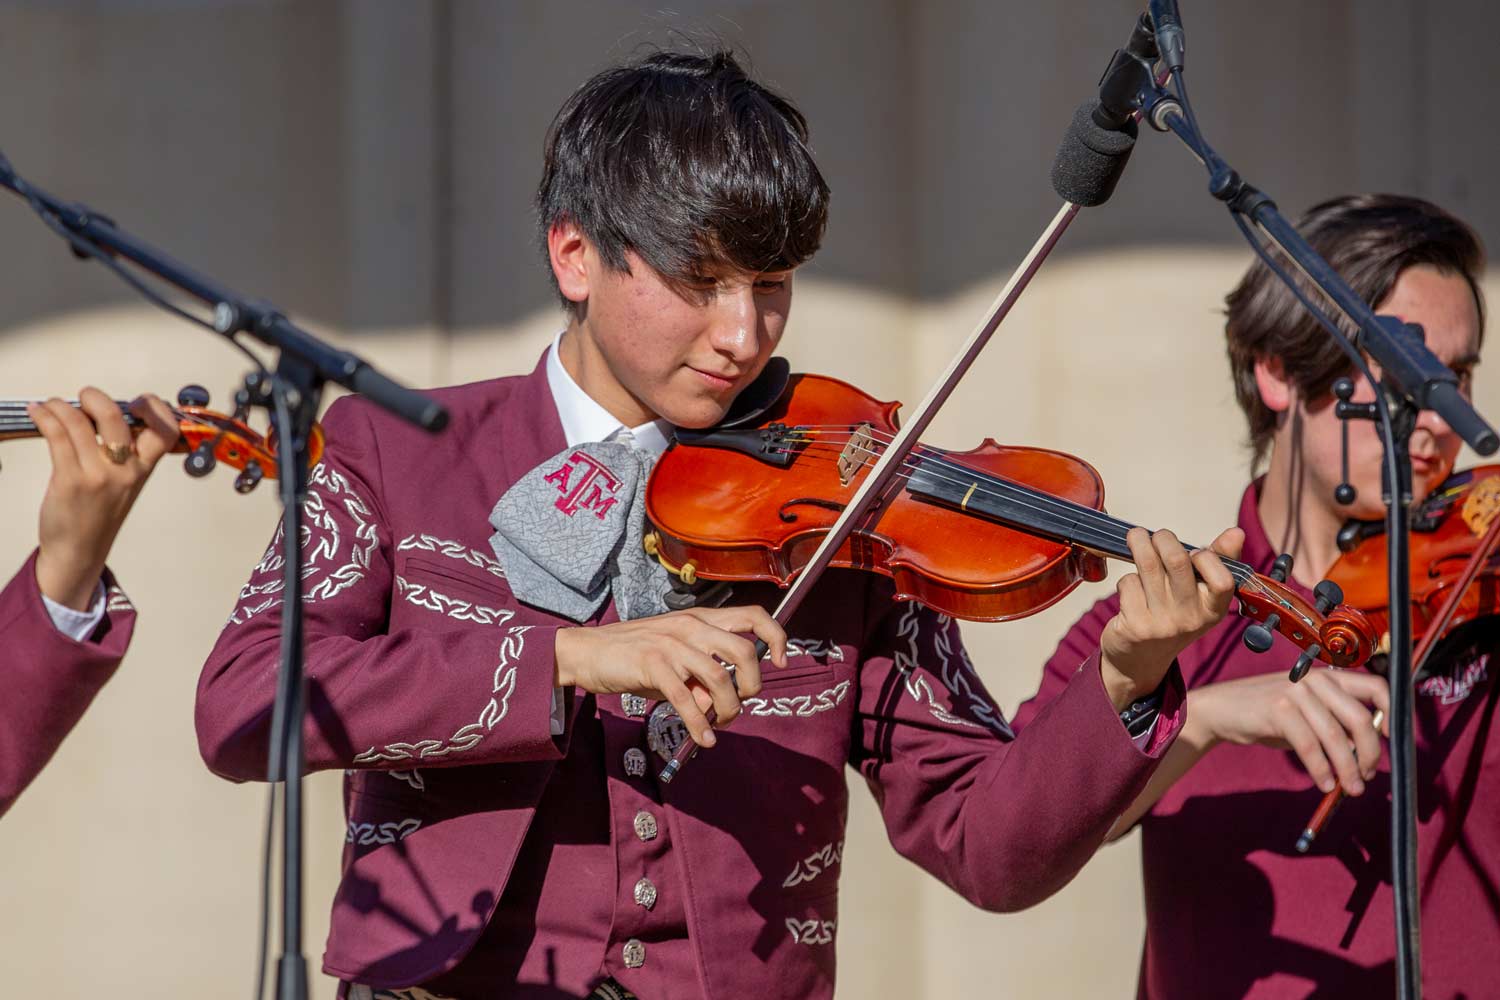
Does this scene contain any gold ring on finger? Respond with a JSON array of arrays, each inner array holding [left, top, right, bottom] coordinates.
[[101, 441, 134, 465]]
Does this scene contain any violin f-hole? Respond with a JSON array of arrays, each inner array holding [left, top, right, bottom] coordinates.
[[779, 497, 848, 523]]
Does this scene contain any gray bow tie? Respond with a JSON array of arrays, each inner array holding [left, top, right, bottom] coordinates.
[[489, 439, 671, 622]]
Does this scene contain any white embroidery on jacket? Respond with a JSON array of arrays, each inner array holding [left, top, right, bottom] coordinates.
[[394, 576, 516, 626], [388, 770, 426, 792], [1418, 654, 1490, 705], [785, 917, 837, 945], [776, 638, 846, 662], [397, 533, 506, 579], [742, 680, 851, 718], [346, 818, 422, 845], [892, 602, 1014, 738], [227, 464, 379, 625], [783, 840, 845, 888], [105, 585, 134, 613], [350, 624, 531, 764]]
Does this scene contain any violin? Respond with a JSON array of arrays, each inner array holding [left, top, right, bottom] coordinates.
[[0, 384, 324, 492], [645, 371, 1379, 669], [1327, 464, 1500, 649]]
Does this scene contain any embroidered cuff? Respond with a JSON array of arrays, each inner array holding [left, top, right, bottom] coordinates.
[[42, 580, 107, 643]]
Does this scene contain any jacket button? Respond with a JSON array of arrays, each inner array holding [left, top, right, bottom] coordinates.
[[623, 747, 647, 777], [633, 810, 658, 842], [623, 938, 646, 968], [633, 877, 658, 910]]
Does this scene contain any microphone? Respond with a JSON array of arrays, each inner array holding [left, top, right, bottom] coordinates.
[[1050, 12, 1155, 207], [1150, 0, 1186, 72], [1050, 100, 1137, 207]]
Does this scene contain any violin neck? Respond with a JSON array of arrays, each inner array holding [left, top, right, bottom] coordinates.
[[905, 456, 1257, 588], [0, 401, 141, 442]]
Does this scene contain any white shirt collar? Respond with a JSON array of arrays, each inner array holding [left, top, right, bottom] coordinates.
[[546, 333, 672, 456]]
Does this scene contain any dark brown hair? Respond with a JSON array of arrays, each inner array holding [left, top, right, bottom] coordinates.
[[1225, 194, 1486, 468], [536, 50, 830, 316]]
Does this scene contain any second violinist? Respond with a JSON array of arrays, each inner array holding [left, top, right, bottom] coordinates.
[[196, 49, 1243, 1000], [1017, 194, 1495, 999]]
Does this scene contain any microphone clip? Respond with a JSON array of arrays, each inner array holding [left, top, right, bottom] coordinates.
[[1093, 12, 1160, 130], [1333, 376, 1379, 506]]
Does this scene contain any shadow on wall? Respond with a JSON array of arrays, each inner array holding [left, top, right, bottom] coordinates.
[[2, 1, 1495, 337]]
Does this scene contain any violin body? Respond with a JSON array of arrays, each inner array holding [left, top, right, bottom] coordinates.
[[1329, 463, 1500, 645], [647, 373, 1107, 622], [647, 371, 1376, 668]]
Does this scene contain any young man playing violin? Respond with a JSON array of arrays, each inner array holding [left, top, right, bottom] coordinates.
[[197, 50, 1241, 1000], [1, 388, 177, 817], [1016, 194, 1495, 999]]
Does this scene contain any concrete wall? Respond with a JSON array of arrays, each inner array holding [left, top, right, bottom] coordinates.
[[1, 1, 1497, 996]]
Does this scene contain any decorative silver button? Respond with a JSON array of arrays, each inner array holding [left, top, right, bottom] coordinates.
[[621, 693, 649, 717], [646, 701, 690, 761], [633, 810, 658, 842], [623, 747, 647, 778], [633, 876, 658, 910], [622, 937, 646, 969]]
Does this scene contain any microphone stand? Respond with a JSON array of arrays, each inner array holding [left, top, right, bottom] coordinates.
[[1133, 73, 1498, 1000], [0, 153, 449, 1000]]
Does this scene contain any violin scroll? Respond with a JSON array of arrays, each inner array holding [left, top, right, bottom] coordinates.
[[172, 382, 325, 490], [1233, 570, 1377, 671]]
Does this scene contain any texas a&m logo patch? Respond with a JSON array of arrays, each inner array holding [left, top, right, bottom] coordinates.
[[543, 451, 622, 519]]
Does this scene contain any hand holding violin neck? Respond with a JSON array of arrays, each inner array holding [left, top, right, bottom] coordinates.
[[1097, 526, 1242, 710]]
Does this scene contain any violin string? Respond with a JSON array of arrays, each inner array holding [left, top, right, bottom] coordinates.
[[778, 424, 1270, 584], [768, 436, 1270, 598], [778, 432, 1260, 581]]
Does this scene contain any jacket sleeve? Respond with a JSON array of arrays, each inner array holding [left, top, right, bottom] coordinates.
[[853, 596, 1182, 913], [0, 551, 135, 817], [1009, 593, 1120, 733], [195, 397, 572, 783]]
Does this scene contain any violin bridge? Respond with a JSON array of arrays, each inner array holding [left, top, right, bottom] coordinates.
[[838, 423, 877, 487]]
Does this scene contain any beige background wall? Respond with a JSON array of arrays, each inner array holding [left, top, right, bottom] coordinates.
[[1, 1, 1496, 996]]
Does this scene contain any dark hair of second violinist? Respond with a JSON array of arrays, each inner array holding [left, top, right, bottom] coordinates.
[[1225, 193, 1487, 471], [534, 48, 831, 317]]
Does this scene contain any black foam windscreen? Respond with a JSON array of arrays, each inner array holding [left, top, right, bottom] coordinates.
[[1050, 99, 1138, 207]]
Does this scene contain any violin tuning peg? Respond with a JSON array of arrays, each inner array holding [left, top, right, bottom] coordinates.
[[1270, 554, 1294, 583], [234, 460, 264, 494], [1313, 579, 1343, 616], [1243, 612, 1280, 654], [176, 384, 211, 408], [184, 442, 217, 478], [1289, 644, 1322, 683]]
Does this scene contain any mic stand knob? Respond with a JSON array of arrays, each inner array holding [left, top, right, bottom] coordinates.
[[1333, 376, 1379, 505]]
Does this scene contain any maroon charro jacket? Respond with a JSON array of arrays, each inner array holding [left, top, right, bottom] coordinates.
[[196, 352, 1187, 998], [0, 550, 134, 818], [1014, 482, 1500, 999]]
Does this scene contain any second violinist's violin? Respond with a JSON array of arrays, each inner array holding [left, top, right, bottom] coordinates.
[[0, 384, 324, 492], [1328, 463, 1500, 656], [645, 371, 1379, 672]]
